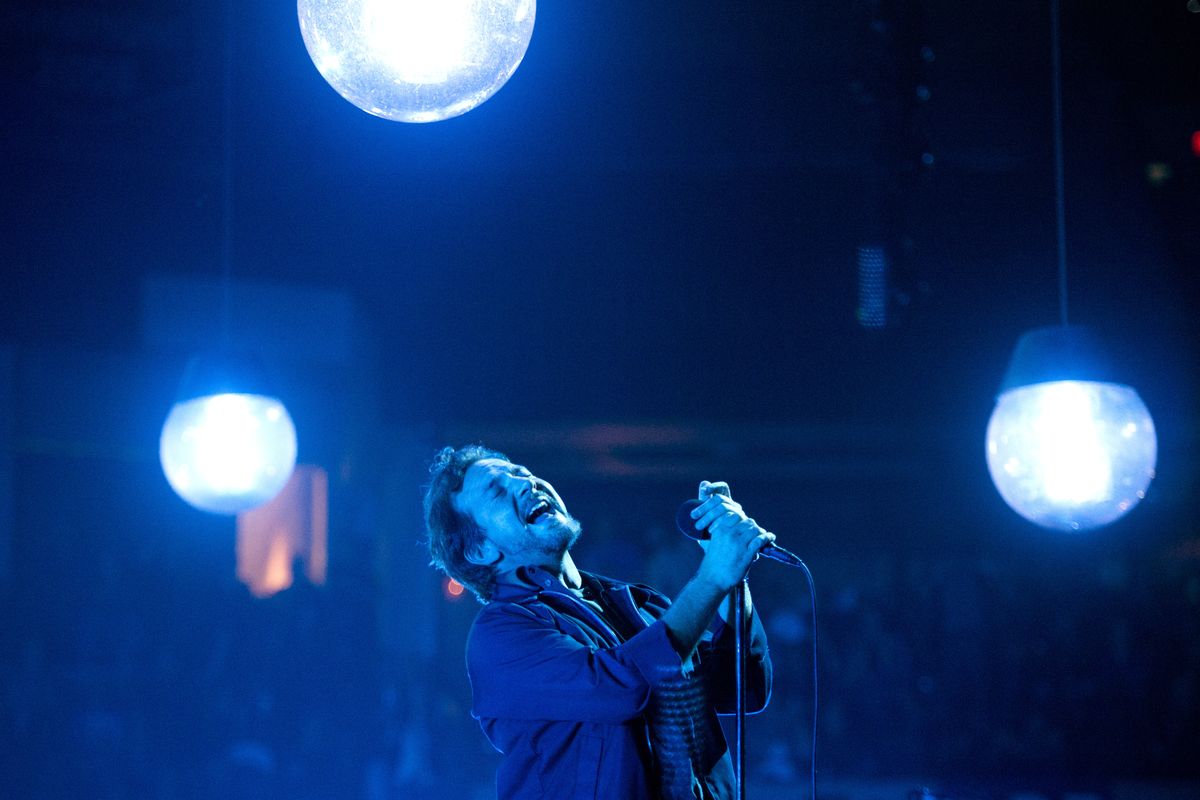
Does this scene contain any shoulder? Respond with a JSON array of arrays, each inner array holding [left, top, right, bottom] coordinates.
[[471, 597, 552, 631], [467, 599, 552, 651], [465, 598, 567, 676]]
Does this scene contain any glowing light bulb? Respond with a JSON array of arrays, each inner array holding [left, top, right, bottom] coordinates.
[[298, 0, 535, 122], [160, 393, 297, 515], [986, 380, 1156, 531]]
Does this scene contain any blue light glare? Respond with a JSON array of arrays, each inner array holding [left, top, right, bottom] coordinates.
[[160, 393, 297, 515], [856, 244, 887, 329], [298, 0, 535, 123], [985, 380, 1157, 531]]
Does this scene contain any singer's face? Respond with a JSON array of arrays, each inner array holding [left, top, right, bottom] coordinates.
[[453, 458, 581, 568]]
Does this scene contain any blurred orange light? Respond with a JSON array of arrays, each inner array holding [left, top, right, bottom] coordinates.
[[444, 578, 466, 600], [236, 465, 328, 598]]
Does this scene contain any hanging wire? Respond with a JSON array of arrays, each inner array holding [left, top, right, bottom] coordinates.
[[1051, 0, 1069, 327], [220, 0, 234, 346]]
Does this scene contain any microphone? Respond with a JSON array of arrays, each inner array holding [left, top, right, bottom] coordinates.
[[675, 499, 806, 568]]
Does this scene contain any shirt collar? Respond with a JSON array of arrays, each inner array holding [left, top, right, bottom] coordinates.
[[490, 564, 571, 603]]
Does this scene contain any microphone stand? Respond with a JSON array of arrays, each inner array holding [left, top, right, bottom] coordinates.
[[733, 577, 748, 800], [674, 499, 814, 798]]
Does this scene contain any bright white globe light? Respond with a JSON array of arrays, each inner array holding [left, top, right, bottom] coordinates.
[[986, 380, 1157, 531], [160, 393, 298, 515], [298, 0, 536, 122]]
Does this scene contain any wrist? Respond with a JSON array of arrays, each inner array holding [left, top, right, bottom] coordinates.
[[695, 566, 735, 596]]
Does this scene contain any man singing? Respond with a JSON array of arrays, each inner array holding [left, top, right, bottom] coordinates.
[[423, 444, 774, 799]]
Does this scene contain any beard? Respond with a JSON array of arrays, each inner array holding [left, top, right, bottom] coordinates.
[[527, 512, 582, 560]]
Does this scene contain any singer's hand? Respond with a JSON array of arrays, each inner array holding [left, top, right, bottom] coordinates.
[[660, 481, 771, 659], [690, 489, 774, 592], [691, 480, 731, 553]]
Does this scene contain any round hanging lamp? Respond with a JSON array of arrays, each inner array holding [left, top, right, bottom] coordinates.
[[984, 1, 1158, 532], [160, 353, 298, 515], [985, 326, 1157, 531], [298, 0, 536, 122]]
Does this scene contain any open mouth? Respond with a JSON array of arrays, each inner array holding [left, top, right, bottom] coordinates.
[[524, 498, 556, 525]]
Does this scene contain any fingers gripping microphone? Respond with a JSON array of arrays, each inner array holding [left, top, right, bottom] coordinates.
[[675, 499, 806, 568]]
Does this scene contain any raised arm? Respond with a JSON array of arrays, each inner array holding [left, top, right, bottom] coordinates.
[[660, 490, 774, 662]]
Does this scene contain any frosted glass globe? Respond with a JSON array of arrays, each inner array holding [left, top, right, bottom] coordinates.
[[986, 380, 1157, 531], [298, 0, 535, 122], [160, 393, 298, 515]]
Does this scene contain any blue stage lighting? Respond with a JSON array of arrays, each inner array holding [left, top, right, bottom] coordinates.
[[985, 327, 1157, 531], [159, 355, 297, 515], [298, 0, 536, 122], [856, 244, 888, 329]]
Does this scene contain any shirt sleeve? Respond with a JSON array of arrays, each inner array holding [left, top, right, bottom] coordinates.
[[700, 608, 773, 714], [467, 602, 686, 724]]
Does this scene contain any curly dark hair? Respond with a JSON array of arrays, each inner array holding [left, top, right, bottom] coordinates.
[[423, 444, 509, 602]]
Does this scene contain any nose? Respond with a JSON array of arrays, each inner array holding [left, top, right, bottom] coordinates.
[[513, 474, 537, 499]]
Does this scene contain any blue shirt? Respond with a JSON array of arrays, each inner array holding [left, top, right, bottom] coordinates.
[[466, 566, 771, 799]]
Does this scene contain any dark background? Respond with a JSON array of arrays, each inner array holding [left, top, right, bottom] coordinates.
[[1, 1, 1198, 798]]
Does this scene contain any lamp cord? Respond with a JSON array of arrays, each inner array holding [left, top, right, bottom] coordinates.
[[221, 0, 234, 347], [1051, 0, 1069, 327]]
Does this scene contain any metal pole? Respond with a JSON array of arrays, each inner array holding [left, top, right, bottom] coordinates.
[[734, 578, 748, 800]]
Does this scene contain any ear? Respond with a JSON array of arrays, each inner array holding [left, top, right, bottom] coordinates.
[[465, 538, 502, 567]]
